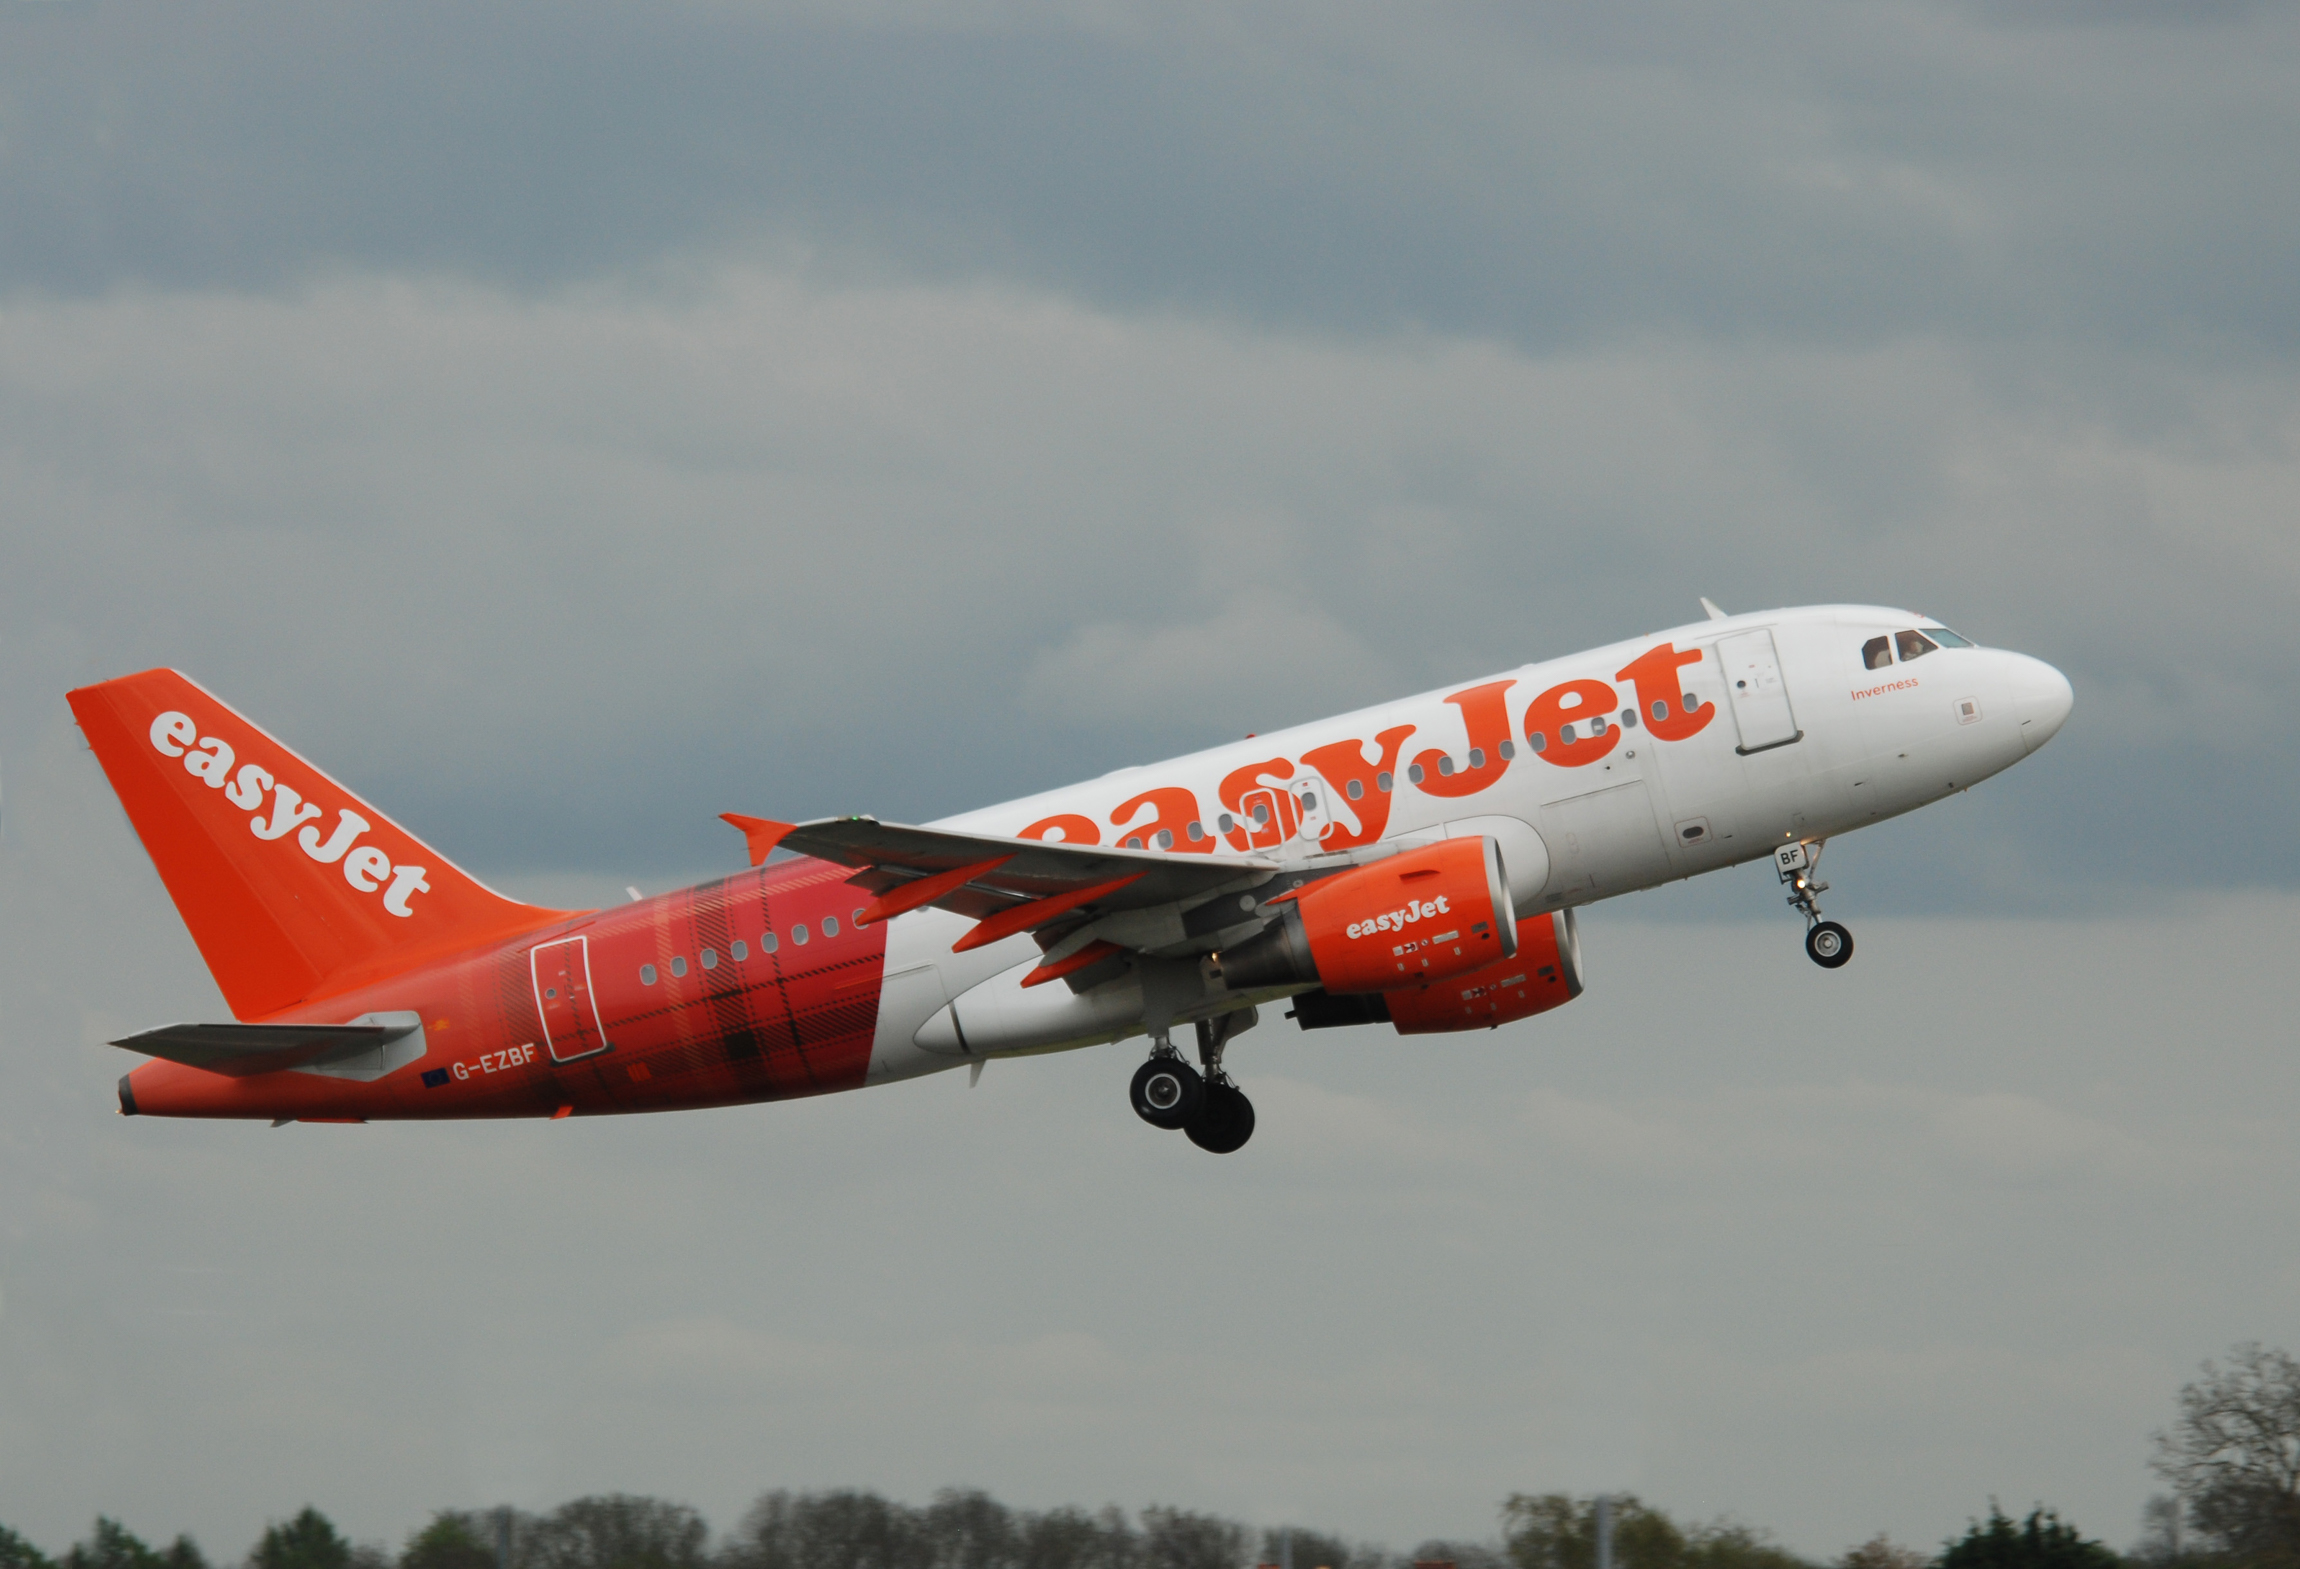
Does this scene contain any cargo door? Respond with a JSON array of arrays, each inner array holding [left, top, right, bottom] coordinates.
[[531, 935, 610, 1062], [1717, 628, 1803, 754]]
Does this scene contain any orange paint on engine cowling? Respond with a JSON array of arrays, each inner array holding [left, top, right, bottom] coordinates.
[[1384, 909, 1582, 1034], [1293, 837, 1516, 993]]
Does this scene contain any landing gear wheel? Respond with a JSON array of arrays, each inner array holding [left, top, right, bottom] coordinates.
[[1186, 1080, 1256, 1154], [1131, 1055, 1204, 1130], [1805, 920, 1854, 969]]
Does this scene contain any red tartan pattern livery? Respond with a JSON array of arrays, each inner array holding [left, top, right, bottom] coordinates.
[[124, 858, 890, 1121]]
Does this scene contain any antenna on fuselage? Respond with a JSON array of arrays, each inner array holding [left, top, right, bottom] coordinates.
[[1700, 597, 1729, 621]]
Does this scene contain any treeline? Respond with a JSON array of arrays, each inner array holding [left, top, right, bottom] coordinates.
[[4, 1341, 2293, 1569], [0, 1490, 2125, 1569]]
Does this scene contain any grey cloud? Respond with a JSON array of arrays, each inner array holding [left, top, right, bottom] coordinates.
[[2, 268, 2288, 904], [2, 2, 2296, 360]]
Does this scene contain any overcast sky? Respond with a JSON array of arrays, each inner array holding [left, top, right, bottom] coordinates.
[[2, 0, 2296, 1561]]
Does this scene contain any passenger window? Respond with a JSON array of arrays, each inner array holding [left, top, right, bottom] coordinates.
[[1157, 828, 1174, 849], [731, 940, 748, 961], [1345, 779, 1364, 801], [640, 964, 657, 985], [1467, 748, 1485, 769], [1499, 739, 1516, 760], [700, 947, 718, 969], [670, 956, 687, 978], [1407, 763, 1426, 784], [1188, 820, 1207, 839], [823, 916, 839, 937], [1862, 636, 1893, 671], [1376, 771, 1394, 792], [762, 932, 779, 954], [793, 924, 809, 945], [1217, 813, 1236, 834], [1896, 629, 1939, 662], [1620, 710, 1637, 729], [1529, 731, 1547, 752]]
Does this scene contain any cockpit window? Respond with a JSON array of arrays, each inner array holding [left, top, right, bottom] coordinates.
[[1926, 626, 1975, 648], [1862, 635, 1893, 670], [1895, 629, 1939, 662]]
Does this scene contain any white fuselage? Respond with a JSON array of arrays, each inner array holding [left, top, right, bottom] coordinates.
[[862, 604, 2073, 1079]]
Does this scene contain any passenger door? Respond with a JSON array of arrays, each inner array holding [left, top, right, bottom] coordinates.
[[530, 935, 610, 1063], [1717, 628, 1802, 754]]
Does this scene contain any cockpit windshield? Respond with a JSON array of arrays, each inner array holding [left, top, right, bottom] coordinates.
[[1895, 629, 1940, 662], [1925, 626, 1975, 647], [1861, 635, 1893, 671]]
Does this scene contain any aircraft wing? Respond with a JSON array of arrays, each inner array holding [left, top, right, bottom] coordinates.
[[111, 1019, 416, 1076], [722, 813, 1282, 976]]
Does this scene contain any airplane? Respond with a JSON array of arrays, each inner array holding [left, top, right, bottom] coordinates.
[[69, 601, 2071, 1153]]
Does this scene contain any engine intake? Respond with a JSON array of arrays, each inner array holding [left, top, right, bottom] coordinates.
[[1217, 837, 1517, 994]]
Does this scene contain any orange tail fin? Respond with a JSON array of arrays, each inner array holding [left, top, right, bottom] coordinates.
[[68, 669, 574, 1019]]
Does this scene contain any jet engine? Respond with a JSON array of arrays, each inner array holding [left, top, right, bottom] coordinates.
[[1215, 836, 1517, 994], [1287, 907, 1584, 1035]]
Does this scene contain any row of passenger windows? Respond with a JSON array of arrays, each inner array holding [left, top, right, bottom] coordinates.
[[1862, 626, 1973, 671], [638, 908, 867, 985]]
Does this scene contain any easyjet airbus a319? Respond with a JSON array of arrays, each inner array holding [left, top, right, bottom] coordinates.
[[71, 602, 2071, 1153]]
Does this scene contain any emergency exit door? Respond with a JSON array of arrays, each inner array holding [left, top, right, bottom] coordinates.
[[1717, 629, 1803, 755], [531, 935, 610, 1062]]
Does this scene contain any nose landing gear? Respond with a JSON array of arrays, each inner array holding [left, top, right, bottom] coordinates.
[[1128, 1008, 1258, 1152], [1778, 839, 1854, 969]]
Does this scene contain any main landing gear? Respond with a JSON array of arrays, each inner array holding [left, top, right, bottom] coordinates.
[[1777, 838, 1854, 970], [1130, 1009, 1257, 1153]]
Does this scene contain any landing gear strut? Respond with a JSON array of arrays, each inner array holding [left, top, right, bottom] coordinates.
[[1777, 839, 1853, 969], [1128, 1008, 1257, 1151]]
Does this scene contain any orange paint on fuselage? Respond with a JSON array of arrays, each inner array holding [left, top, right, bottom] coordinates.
[[123, 857, 890, 1121]]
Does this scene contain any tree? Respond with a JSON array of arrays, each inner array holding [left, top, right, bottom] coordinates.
[[526, 1497, 706, 1569], [252, 1511, 352, 1569], [722, 1490, 928, 1569], [1014, 1506, 1138, 1569], [2152, 1343, 2300, 1568], [1137, 1509, 1244, 1569], [1937, 1506, 2118, 1569], [1, 1527, 55, 1569], [1833, 1539, 1925, 1569], [1504, 1497, 1685, 1569], [1410, 1541, 1510, 1569], [401, 1514, 500, 1569], [1259, 1531, 1385, 1569], [62, 1520, 163, 1569]]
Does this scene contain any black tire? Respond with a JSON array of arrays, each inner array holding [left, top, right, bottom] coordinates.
[[1130, 1056, 1203, 1129], [1806, 920, 1854, 969], [1186, 1081, 1256, 1154]]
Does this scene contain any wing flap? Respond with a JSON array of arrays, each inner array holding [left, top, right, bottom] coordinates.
[[763, 816, 1278, 920]]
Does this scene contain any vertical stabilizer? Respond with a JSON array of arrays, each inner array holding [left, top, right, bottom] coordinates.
[[68, 669, 573, 1019]]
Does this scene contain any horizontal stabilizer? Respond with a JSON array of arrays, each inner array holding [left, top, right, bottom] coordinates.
[[112, 1013, 423, 1078]]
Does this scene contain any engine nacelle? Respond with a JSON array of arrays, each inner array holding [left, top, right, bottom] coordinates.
[[1216, 837, 1517, 994], [1288, 908, 1584, 1034]]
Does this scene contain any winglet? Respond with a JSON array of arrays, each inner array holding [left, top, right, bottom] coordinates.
[[719, 813, 797, 867], [1700, 597, 1729, 621]]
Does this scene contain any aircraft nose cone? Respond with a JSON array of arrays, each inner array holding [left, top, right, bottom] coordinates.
[[2009, 654, 2074, 754]]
